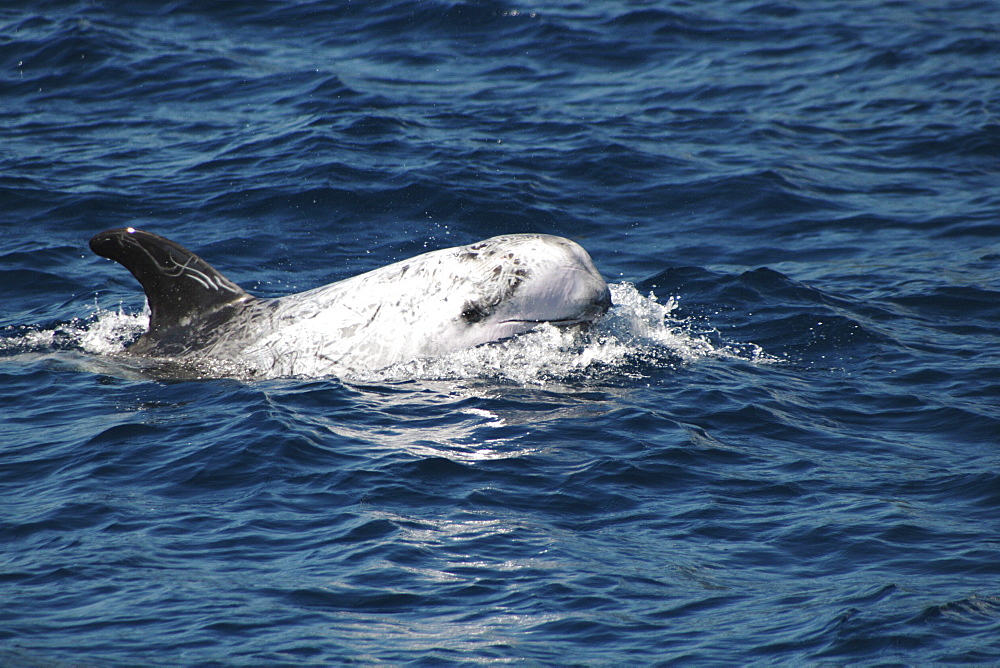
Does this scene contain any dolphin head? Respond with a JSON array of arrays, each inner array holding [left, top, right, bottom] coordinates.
[[452, 234, 611, 345]]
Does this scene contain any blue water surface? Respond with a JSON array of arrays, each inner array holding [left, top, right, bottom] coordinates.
[[2, 0, 999, 664]]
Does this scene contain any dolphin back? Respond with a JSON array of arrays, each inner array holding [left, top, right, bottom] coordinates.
[[90, 227, 253, 354]]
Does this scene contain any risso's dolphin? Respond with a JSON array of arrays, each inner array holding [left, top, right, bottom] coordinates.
[[89, 227, 611, 377]]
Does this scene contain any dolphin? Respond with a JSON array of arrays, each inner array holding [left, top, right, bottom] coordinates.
[[89, 227, 611, 377]]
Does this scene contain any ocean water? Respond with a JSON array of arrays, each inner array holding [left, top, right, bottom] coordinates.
[[2, 0, 999, 664]]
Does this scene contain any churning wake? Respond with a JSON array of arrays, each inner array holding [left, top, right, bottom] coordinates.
[[1, 284, 776, 383], [367, 283, 777, 385], [0, 306, 145, 357]]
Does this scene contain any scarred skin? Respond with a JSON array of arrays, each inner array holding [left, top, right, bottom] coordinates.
[[90, 228, 611, 378]]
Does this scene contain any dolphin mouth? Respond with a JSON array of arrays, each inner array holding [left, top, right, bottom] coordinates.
[[501, 318, 591, 327], [501, 291, 613, 328], [503, 286, 612, 327]]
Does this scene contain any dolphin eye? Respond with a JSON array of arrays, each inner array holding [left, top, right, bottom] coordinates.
[[461, 302, 488, 323]]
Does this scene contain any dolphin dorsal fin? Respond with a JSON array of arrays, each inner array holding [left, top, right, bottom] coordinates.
[[89, 228, 253, 337]]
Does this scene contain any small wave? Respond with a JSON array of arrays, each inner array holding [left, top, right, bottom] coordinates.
[[356, 283, 777, 385], [0, 305, 146, 357]]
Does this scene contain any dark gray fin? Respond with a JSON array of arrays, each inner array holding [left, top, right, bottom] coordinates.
[[89, 227, 254, 354]]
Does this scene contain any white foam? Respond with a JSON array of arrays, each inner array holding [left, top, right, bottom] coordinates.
[[4, 286, 776, 383], [77, 306, 149, 355], [1, 304, 147, 356], [348, 283, 778, 385]]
